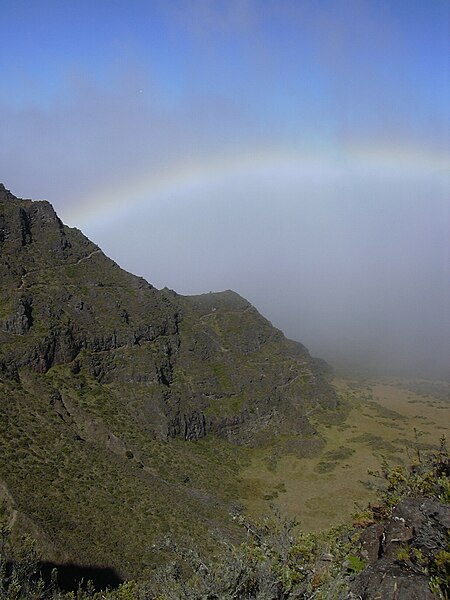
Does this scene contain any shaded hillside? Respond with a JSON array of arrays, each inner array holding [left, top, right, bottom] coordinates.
[[0, 183, 340, 577]]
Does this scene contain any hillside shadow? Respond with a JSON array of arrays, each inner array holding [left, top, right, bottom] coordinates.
[[7, 561, 123, 592]]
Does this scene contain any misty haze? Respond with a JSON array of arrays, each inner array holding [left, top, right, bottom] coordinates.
[[78, 163, 450, 380]]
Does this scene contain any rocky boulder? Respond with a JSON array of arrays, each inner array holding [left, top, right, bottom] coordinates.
[[353, 497, 450, 599]]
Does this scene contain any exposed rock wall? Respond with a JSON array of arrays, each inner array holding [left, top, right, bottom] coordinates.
[[353, 497, 450, 600]]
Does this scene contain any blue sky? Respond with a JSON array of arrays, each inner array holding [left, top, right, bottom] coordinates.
[[2, 0, 448, 137], [1, 0, 449, 377]]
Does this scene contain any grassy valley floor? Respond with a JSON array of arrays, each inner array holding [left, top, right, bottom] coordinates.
[[240, 376, 450, 530]]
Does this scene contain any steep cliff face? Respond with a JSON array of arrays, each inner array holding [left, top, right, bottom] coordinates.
[[0, 183, 337, 442], [0, 183, 340, 576], [0, 184, 179, 377]]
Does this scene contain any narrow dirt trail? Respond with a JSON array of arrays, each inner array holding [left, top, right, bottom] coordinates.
[[18, 249, 102, 290]]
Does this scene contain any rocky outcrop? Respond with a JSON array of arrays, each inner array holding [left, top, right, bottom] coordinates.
[[1, 296, 33, 334], [353, 497, 450, 599], [168, 410, 208, 441]]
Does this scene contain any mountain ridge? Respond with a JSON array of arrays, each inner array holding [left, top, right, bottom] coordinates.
[[0, 183, 341, 576]]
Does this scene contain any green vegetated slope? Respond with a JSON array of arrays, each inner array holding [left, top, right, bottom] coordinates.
[[0, 184, 342, 579], [3, 409, 449, 599]]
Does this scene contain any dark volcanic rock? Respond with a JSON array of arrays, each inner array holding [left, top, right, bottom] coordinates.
[[353, 558, 438, 600], [352, 497, 450, 600], [168, 410, 207, 441], [1, 296, 33, 334], [390, 498, 450, 556]]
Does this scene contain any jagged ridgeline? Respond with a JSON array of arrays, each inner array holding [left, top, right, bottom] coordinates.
[[0, 183, 340, 578]]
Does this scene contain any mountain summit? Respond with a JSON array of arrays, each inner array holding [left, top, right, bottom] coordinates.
[[0, 184, 339, 577]]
